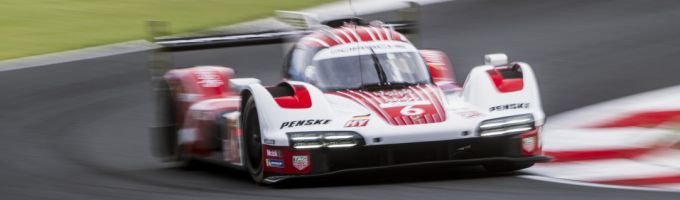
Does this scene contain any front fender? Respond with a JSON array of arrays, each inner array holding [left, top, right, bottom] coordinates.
[[461, 62, 545, 125], [243, 81, 338, 146]]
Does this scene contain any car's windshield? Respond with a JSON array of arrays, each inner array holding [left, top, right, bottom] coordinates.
[[298, 42, 430, 91]]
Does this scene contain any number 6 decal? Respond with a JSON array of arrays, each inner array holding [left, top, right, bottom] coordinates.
[[400, 105, 425, 116]]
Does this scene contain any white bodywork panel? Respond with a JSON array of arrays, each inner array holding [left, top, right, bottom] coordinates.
[[244, 61, 545, 147]]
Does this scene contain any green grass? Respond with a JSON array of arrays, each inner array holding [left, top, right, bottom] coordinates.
[[0, 0, 334, 60]]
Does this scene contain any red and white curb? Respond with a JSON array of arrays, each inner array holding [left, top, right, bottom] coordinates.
[[524, 85, 680, 191]]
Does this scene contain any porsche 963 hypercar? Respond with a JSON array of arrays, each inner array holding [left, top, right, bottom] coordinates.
[[149, 14, 549, 184]]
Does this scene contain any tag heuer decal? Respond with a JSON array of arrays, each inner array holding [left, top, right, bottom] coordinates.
[[292, 155, 309, 170], [522, 137, 536, 153]]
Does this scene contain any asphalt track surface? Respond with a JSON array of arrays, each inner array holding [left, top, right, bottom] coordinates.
[[1, 0, 680, 199]]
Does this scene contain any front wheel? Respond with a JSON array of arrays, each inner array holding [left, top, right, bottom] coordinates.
[[484, 162, 534, 173], [242, 97, 265, 183]]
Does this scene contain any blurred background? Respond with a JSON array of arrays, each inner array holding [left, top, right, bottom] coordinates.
[[0, 0, 332, 60]]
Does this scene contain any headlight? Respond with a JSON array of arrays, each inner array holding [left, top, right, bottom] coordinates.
[[478, 114, 535, 137], [287, 132, 364, 149]]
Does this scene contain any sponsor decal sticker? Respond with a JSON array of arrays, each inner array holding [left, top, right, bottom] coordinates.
[[263, 138, 275, 145], [345, 119, 369, 127], [400, 105, 425, 116], [192, 70, 224, 88], [345, 115, 370, 127], [266, 149, 281, 158], [280, 119, 331, 129], [373, 89, 421, 105], [456, 111, 484, 118], [522, 136, 537, 153], [489, 103, 530, 112], [328, 43, 410, 54], [292, 155, 310, 170], [409, 114, 425, 123], [266, 159, 284, 168]]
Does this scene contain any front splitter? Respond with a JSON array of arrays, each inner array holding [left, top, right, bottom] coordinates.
[[263, 155, 551, 184]]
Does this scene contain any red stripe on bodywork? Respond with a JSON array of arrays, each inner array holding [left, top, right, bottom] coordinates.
[[487, 68, 523, 93], [423, 84, 447, 122], [588, 110, 680, 128], [334, 91, 397, 125], [273, 84, 312, 109], [544, 147, 657, 163], [302, 25, 407, 48]]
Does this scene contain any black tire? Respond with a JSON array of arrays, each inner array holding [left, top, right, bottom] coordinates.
[[483, 162, 534, 173], [242, 97, 265, 183]]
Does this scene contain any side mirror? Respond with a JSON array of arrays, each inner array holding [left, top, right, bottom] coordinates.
[[229, 78, 261, 92], [484, 53, 508, 66]]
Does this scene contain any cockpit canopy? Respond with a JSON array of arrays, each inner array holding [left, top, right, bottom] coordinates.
[[284, 41, 431, 91]]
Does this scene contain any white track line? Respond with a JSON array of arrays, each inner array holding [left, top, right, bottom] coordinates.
[[0, 40, 155, 72], [637, 149, 680, 169], [542, 127, 677, 152], [519, 175, 680, 193], [648, 183, 680, 190], [529, 159, 680, 181]]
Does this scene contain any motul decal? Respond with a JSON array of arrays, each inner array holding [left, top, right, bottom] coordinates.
[[266, 149, 281, 158]]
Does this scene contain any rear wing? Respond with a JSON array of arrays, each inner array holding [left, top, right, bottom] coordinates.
[[148, 2, 421, 52], [153, 23, 417, 52], [154, 29, 311, 52], [152, 25, 418, 52]]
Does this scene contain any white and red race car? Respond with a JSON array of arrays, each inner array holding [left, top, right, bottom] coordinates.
[[150, 16, 549, 184]]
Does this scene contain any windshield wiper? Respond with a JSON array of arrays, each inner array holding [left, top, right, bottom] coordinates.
[[369, 48, 389, 86]]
